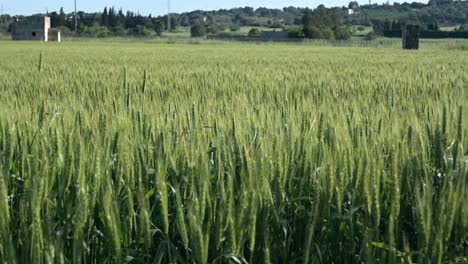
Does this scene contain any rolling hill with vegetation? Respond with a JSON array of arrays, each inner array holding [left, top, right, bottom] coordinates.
[[0, 0, 467, 38]]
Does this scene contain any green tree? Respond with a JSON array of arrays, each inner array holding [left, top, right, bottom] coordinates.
[[335, 27, 353, 40], [58, 8, 66, 26], [302, 7, 341, 39], [153, 21, 164, 37], [112, 26, 127, 36], [288, 27, 305, 38], [109, 7, 118, 28], [101, 7, 109, 27], [58, 26, 71, 36], [230, 24, 241, 31], [190, 23, 207, 37], [302, 8, 314, 36], [365, 31, 378, 40], [307, 26, 335, 39], [132, 25, 155, 37], [349, 1, 360, 10], [427, 21, 439, 30]]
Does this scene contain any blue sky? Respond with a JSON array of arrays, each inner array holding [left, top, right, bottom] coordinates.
[[2, 0, 417, 16]]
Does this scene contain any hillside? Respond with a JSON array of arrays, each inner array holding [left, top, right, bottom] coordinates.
[[0, 1, 466, 36], [347, 0, 468, 26]]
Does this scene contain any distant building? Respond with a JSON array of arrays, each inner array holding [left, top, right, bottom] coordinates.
[[402, 25, 420, 50], [12, 16, 61, 42]]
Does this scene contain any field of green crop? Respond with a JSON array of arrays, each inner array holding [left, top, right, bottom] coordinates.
[[0, 41, 467, 263]]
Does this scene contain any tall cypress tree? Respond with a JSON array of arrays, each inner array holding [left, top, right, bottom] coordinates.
[[101, 7, 109, 27], [109, 7, 117, 28]]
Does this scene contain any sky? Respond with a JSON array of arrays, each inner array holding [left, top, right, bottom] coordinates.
[[1, 0, 419, 16]]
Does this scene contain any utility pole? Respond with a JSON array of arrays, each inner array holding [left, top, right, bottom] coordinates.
[[167, 0, 171, 32], [74, 0, 78, 33]]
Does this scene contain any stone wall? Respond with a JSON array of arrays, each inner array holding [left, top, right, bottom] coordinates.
[[260, 31, 289, 41]]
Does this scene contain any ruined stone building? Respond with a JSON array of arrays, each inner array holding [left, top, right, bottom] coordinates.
[[12, 16, 61, 42], [402, 25, 420, 50]]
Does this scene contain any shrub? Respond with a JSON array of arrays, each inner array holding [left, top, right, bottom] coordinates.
[[59, 26, 71, 36], [112, 26, 127, 36], [335, 28, 353, 40], [191, 23, 207, 37], [455, 24, 468, 31], [248, 28, 262, 37], [153, 21, 164, 37], [0, 23, 7, 33], [207, 25, 224, 35], [320, 27, 335, 40], [304, 26, 335, 40], [230, 24, 240, 32], [129, 25, 156, 37], [81, 23, 110, 38], [365, 31, 378, 40], [288, 27, 305, 38]]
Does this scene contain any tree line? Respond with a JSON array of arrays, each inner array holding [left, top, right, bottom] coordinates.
[[0, 1, 466, 38]]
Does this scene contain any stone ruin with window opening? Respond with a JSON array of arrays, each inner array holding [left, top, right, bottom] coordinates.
[[12, 16, 61, 42]]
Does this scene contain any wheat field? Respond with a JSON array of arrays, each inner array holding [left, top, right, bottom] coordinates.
[[0, 41, 467, 263]]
